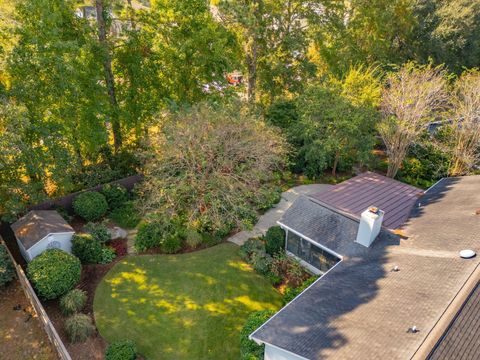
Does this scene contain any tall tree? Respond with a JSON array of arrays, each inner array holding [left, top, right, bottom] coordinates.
[[378, 63, 448, 178], [447, 70, 480, 175], [219, 0, 316, 104], [95, 0, 122, 150], [8, 0, 108, 188], [412, 0, 480, 74], [312, 0, 417, 75]]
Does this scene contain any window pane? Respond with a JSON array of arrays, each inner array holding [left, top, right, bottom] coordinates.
[[287, 232, 301, 256]]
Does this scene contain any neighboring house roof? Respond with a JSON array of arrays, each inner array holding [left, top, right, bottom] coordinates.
[[310, 171, 423, 229], [428, 282, 480, 360], [11, 210, 74, 250], [251, 175, 480, 360]]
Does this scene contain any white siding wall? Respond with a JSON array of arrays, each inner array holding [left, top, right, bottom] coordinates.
[[26, 232, 74, 262], [264, 344, 306, 360]]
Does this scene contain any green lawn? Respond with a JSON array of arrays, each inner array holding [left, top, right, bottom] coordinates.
[[93, 243, 282, 360]]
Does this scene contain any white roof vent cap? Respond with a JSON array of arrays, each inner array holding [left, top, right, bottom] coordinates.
[[459, 249, 476, 259]]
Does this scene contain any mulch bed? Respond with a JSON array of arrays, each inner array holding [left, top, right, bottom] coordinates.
[[43, 251, 127, 360]]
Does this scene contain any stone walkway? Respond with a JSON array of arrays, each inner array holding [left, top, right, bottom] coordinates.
[[227, 183, 332, 246], [126, 229, 138, 255]]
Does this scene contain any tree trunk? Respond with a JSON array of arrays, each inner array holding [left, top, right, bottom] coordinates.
[[332, 151, 339, 176], [126, 0, 136, 30], [246, 40, 257, 103], [95, 0, 122, 151]]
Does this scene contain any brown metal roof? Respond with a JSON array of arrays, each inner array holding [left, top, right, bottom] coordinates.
[[310, 171, 424, 229], [11, 210, 74, 250]]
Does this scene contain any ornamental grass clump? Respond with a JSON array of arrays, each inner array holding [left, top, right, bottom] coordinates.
[[60, 289, 87, 316], [65, 313, 95, 343]]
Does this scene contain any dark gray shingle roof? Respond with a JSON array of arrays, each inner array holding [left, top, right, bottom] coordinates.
[[252, 176, 480, 360], [428, 282, 480, 360], [11, 210, 74, 250], [311, 171, 423, 229]]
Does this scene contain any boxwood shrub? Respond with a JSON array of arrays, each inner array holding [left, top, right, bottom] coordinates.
[[101, 184, 129, 210], [264, 226, 285, 256], [73, 191, 108, 222], [27, 249, 81, 300], [60, 289, 87, 316], [72, 234, 103, 264], [105, 340, 137, 360], [240, 310, 275, 360], [0, 244, 15, 287]]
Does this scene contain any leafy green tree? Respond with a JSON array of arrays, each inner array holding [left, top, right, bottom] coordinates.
[[141, 0, 239, 104], [412, 0, 480, 73], [312, 0, 417, 75], [218, 0, 315, 104], [293, 66, 381, 177]]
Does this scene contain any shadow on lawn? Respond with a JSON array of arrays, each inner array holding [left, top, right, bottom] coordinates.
[[94, 245, 281, 360]]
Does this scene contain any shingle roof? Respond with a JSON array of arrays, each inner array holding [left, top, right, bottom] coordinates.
[[310, 171, 424, 229], [11, 210, 74, 250], [251, 176, 480, 360], [427, 282, 480, 360]]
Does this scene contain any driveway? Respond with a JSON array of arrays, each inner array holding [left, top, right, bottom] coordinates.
[[228, 183, 332, 245]]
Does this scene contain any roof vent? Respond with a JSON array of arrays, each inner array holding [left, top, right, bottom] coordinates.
[[407, 326, 419, 334], [356, 207, 384, 248], [459, 249, 476, 259]]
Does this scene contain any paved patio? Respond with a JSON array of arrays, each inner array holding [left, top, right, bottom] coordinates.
[[228, 183, 332, 245]]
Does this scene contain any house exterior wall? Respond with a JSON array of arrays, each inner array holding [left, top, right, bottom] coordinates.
[[265, 344, 306, 360], [25, 232, 75, 262]]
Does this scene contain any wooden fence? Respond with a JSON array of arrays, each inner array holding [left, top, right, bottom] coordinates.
[[1, 237, 72, 360], [29, 174, 143, 212]]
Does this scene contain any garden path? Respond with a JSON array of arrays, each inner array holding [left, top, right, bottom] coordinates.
[[228, 183, 332, 246]]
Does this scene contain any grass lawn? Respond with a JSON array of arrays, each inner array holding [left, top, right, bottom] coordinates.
[[93, 243, 282, 360]]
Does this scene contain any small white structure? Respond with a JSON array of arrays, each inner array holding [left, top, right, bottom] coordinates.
[[355, 206, 384, 247], [11, 210, 75, 262]]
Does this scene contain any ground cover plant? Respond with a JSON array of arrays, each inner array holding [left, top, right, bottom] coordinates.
[[94, 243, 282, 360]]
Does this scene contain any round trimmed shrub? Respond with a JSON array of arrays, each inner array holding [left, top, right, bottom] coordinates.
[[27, 249, 81, 300], [84, 222, 110, 243], [161, 233, 182, 254], [264, 226, 285, 256], [73, 191, 108, 222], [0, 244, 15, 287], [240, 310, 275, 360], [65, 313, 95, 343], [101, 184, 129, 210], [60, 289, 87, 316], [105, 340, 137, 360], [72, 234, 103, 264], [135, 222, 162, 251]]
